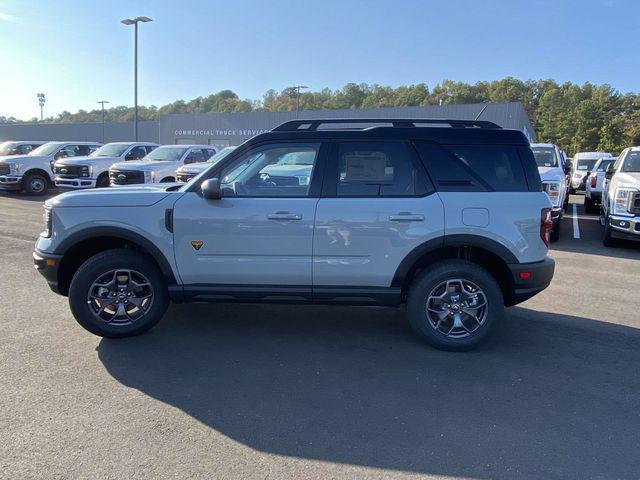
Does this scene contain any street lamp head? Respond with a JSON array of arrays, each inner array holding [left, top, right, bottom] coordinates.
[[136, 16, 152, 23], [121, 16, 152, 25], [120, 18, 136, 25]]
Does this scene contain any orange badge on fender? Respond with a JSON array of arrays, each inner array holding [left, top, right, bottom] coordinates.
[[191, 241, 204, 251]]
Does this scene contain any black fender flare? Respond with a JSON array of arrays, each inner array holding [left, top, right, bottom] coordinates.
[[54, 226, 177, 284]]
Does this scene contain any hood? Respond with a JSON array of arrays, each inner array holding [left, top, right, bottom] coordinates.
[[538, 166, 565, 182], [615, 172, 640, 188], [0, 154, 42, 164], [55, 155, 119, 167], [45, 185, 178, 208], [111, 160, 177, 172], [178, 162, 211, 174], [261, 164, 313, 177]]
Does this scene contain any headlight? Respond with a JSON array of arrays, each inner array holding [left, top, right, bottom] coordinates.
[[144, 171, 155, 183], [613, 188, 637, 216], [543, 182, 561, 207], [298, 176, 310, 186], [42, 207, 53, 238], [9, 163, 21, 175], [50, 160, 55, 173]]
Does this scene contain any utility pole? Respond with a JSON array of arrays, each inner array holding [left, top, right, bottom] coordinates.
[[37, 93, 46, 121], [121, 16, 152, 141], [289, 85, 308, 119], [97, 100, 110, 143]]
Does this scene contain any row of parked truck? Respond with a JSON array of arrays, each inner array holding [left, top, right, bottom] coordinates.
[[530, 143, 640, 246], [0, 140, 236, 195]]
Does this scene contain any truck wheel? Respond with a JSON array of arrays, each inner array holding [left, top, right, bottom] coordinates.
[[406, 260, 504, 351], [68, 249, 169, 338], [550, 219, 560, 242], [23, 172, 48, 195], [96, 173, 110, 188], [602, 216, 617, 248]]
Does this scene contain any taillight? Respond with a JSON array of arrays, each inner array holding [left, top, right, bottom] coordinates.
[[590, 175, 597, 188], [540, 208, 552, 247]]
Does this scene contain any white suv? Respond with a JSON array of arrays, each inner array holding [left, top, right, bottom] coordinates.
[[0, 141, 101, 195], [110, 145, 215, 186], [54, 142, 158, 189]]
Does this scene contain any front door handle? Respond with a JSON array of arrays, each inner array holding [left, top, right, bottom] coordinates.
[[389, 213, 425, 222], [267, 212, 302, 220]]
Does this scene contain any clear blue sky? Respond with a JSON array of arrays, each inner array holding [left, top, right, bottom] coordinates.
[[0, 0, 638, 120]]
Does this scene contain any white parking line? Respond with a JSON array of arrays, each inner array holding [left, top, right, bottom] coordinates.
[[572, 203, 580, 239]]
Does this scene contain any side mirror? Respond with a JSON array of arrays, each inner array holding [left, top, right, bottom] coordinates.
[[605, 165, 615, 180], [563, 163, 571, 175], [201, 178, 222, 200]]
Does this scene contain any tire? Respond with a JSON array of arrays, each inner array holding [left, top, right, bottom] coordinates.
[[569, 187, 575, 195], [406, 260, 504, 351], [96, 173, 110, 188], [584, 196, 597, 214], [160, 177, 175, 183], [22, 172, 48, 196], [602, 215, 617, 248], [550, 219, 560, 242], [68, 249, 169, 338]]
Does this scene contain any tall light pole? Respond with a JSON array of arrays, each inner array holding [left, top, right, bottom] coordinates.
[[120, 16, 152, 141], [97, 100, 110, 143], [289, 85, 308, 119], [37, 93, 46, 121]]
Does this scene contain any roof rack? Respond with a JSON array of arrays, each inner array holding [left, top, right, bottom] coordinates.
[[272, 118, 501, 132]]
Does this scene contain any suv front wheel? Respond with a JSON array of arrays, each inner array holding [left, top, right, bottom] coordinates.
[[407, 260, 504, 351], [68, 249, 169, 338]]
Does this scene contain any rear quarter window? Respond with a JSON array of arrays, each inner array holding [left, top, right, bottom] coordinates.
[[414, 142, 534, 192]]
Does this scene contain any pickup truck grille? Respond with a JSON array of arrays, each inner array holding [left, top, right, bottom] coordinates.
[[54, 165, 83, 178], [631, 192, 640, 214], [177, 172, 196, 183], [110, 169, 144, 185], [0, 164, 9, 175]]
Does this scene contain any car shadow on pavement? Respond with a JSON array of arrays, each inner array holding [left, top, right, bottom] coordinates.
[[97, 303, 640, 479]]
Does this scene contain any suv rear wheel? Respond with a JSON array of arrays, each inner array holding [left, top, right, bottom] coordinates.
[[407, 260, 504, 351], [68, 249, 169, 338]]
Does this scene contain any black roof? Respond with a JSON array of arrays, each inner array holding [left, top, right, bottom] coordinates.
[[245, 118, 530, 146]]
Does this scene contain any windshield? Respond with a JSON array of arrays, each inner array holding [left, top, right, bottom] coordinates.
[[90, 144, 129, 157], [144, 146, 188, 162], [279, 151, 316, 165], [532, 147, 558, 167], [576, 159, 598, 171], [596, 159, 615, 172], [29, 143, 62, 156], [0, 142, 18, 155], [207, 146, 236, 164], [621, 151, 640, 173]]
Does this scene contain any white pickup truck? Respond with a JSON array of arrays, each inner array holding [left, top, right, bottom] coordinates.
[[110, 145, 215, 186], [601, 147, 640, 246], [0, 141, 101, 195], [54, 142, 158, 189], [175, 146, 236, 183]]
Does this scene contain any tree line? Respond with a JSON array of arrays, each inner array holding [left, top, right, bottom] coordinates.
[[2, 78, 638, 155]]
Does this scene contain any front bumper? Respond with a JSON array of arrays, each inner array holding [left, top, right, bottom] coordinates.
[[33, 249, 63, 294], [55, 176, 96, 189], [571, 177, 587, 190], [507, 257, 555, 306], [0, 175, 23, 191], [609, 215, 640, 241]]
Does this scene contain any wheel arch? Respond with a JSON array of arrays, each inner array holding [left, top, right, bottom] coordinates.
[[54, 227, 177, 296], [392, 235, 517, 306], [24, 167, 54, 185]]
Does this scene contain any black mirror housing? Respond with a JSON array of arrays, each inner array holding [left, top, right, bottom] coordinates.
[[201, 178, 222, 200]]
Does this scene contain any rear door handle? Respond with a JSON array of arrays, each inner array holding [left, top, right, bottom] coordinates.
[[267, 212, 302, 220], [389, 213, 425, 222]]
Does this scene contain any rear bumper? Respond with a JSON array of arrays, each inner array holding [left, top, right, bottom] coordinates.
[[507, 257, 555, 306], [33, 249, 63, 294], [0, 175, 22, 191]]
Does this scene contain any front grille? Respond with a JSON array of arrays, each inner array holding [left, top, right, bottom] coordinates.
[[177, 172, 196, 183], [110, 169, 144, 185], [54, 165, 84, 178], [0, 164, 9, 175], [631, 192, 640, 214]]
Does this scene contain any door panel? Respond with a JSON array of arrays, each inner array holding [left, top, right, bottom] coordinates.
[[313, 196, 444, 287], [173, 193, 318, 286]]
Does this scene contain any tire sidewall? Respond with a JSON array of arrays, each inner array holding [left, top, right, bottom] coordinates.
[[407, 260, 504, 351], [23, 172, 48, 195], [96, 173, 110, 188], [69, 250, 169, 338]]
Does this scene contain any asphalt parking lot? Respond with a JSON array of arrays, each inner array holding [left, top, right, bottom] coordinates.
[[1, 193, 639, 480]]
